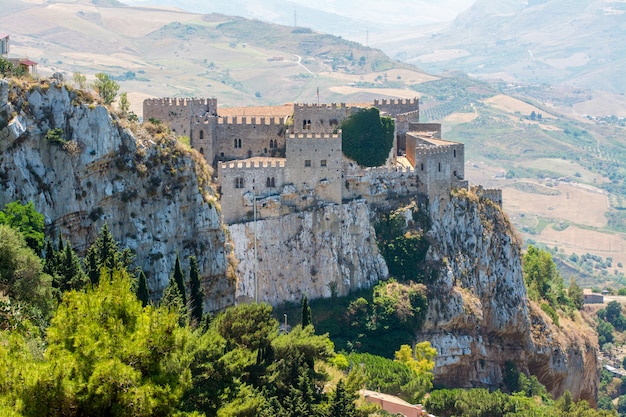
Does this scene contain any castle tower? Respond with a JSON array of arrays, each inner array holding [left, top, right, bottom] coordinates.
[[285, 131, 342, 205]]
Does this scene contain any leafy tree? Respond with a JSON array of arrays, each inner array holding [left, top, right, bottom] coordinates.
[[0, 224, 53, 320], [72, 72, 87, 89], [523, 245, 568, 307], [606, 301, 623, 326], [93, 73, 119, 105], [568, 278, 584, 310], [136, 270, 150, 307], [20, 269, 196, 417], [118, 92, 130, 115], [341, 107, 394, 167], [0, 201, 45, 253], [301, 294, 312, 328], [188, 256, 203, 325], [393, 342, 436, 402]]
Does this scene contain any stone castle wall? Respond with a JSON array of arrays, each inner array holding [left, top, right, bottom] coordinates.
[[218, 159, 286, 223], [373, 98, 419, 118], [286, 132, 343, 205], [143, 98, 217, 137], [292, 103, 353, 133]]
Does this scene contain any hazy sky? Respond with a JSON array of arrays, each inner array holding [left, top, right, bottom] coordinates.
[[122, 0, 477, 40]]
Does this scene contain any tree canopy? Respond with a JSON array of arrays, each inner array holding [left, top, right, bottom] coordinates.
[[341, 107, 394, 167]]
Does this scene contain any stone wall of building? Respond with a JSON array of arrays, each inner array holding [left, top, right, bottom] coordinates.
[[373, 98, 419, 118], [143, 98, 217, 137], [292, 103, 353, 133], [218, 159, 287, 223], [286, 132, 343, 205]]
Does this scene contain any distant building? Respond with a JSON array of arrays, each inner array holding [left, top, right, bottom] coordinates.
[[1, 33, 37, 76], [360, 389, 427, 417], [0, 33, 9, 56], [583, 288, 603, 304]]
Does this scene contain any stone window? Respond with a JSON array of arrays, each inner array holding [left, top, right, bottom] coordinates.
[[271, 177, 275, 187], [266, 177, 276, 188], [438, 162, 441, 172], [421, 163, 424, 171], [454, 170, 457, 177], [199, 130, 204, 140], [453, 149, 456, 157], [269, 139, 274, 149], [305, 160, 311, 167], [234, 138, 242, 148], [320, 159, 327, 167], [235, 178, 244, 188]]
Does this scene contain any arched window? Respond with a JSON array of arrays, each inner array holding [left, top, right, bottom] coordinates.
[[271, 177, 275, 187], [200, 147, 204, 155], [234, 138, 238, 148], [307, 120, 312, 130], [238, 138, 242, 148], [269, 139, 274, 149], [266, 177, 271, 187], [303, 120, 307, 129]]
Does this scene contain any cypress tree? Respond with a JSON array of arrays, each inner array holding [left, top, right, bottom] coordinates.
[[188, 256, 204, 325], [136, 270, 150, 307], [301, 295, 312, 328], [173, 253, 187, 306]]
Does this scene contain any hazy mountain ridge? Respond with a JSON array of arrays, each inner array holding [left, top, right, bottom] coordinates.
[[397, 0, 626, 95]]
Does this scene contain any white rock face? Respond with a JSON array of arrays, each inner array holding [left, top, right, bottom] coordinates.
[[0, 79, 232, 310], [419, 193, 599, 404], [229, 200, 388, 304]]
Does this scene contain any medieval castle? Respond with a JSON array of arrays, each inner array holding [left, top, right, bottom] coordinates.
[[143, 97, 501, 223]]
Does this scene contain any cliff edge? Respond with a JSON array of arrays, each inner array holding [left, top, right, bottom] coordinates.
[[0, 78, 233, 311]]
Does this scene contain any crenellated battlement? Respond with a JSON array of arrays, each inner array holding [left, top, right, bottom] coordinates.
[[220, 160, 286, 169], [191, 115, 286, 126], [414, 145, 454, 156], [373, 98, 418, 107], [294, 103, 346, 110], [144, 97, 217, 108], [288, 132, 341, 140], [365, 165, 416, 175]]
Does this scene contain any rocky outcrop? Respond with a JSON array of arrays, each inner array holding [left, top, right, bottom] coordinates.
[[418, 190, 598, 404], [229, 199, 388, 304], [0, 78, 233, 311]]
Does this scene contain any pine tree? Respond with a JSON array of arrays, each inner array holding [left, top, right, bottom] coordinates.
[[58, 242, 88, 292], [301, 295, 312, 328], [329, 379, 357, 417], [136, 270, 150, 307], [189, 256, 204, 325]]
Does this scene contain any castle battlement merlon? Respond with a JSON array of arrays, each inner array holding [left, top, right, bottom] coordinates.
[[414, 145, 452, 155], [294, 103, 346, 110], [373, 98, 418, 106], [212, 116, 286, 126], [288, 132, 341, 139], [144, 97, 217, 108], [220, 160, 286, 169], [366, 165, 416, 175]]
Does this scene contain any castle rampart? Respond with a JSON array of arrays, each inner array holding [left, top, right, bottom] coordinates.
[[142, 95, 497, 223]]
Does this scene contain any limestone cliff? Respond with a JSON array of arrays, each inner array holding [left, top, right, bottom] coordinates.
[[229, 199, 388, 304], [420, 190, 598, 404], [0, 78, 233, 311]]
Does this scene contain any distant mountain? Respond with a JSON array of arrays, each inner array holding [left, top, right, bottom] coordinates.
[[121, 0, 475, 42], [379, 0, 626, 94]]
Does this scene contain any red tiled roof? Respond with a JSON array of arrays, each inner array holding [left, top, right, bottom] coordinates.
[[19, 59, 37, 66]]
